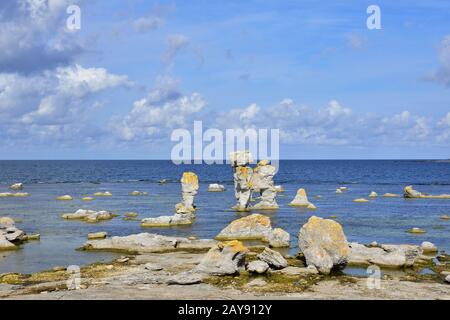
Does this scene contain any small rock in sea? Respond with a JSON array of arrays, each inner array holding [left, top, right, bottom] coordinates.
[[53, 266, 66, 272], [407, 227, 426, 234], [93, 192, 112, 197], [440, 215, 450, 220], [62, 209, 115, 223], [328, 215, 337, 219], [9, 183, 23, 191], [116, 257, 130, 263], [125, 212, 139, 218], [81, 197, 94, 201], [339, 187, 348, 191], [144, 263, 163, 271], [353, 198, 369, 203], [445, 275, 450, 284], [274, 185, 285, 193], [383, 193, 400, 198], [247, 279, 267, 287], [26, 234, 40, 241], [87, 232, 107, 240], [369, 191, 378, 198], [130, 191, 147, 196], [56, 195, 73, 201], [207, 184, 226, 192], [257, 247, 288, 270], [158, 179, 168, 184], [188, 236, 197, 240], [307, 203, 317, 210], [421, 241, 438, 254], [315, 195, 322, 199], [336, 189, 343, 194], [290, 188, 314, 207], [246, 260, 269, 274]]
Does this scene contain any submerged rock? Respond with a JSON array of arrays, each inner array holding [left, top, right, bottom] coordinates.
[[62, 209, 115, 223], [56, 195, 73, 201], [257, 247, 288, 269], [215, 214, 290, 247], [348, 242, 422, 268], [9, 183, 23, 191], [195, 240, 248, 275], [0, 192, 29, 198], [130, 191, 148, 196], [81, 197, 94, 201], [83, 233, 216, 253], [290, 188, 314, 207], [208, 184, 226, 192], [335, 189, 343, 194], [298, 216, 349, 274], [246, 260, 269, 274], [404, 185, 450, 199]]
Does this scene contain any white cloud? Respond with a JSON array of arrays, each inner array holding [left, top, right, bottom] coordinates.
[[132, 16, 164, 33], [163, 34, 191, 64], [426, 35, 450, 87]]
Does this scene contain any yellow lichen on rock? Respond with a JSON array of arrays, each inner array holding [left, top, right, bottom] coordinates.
[[353, 198, 369, 203], [219, 240, 249, 254], [181, 172, 199, 187]]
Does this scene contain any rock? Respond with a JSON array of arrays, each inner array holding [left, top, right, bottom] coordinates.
[[421, 241, 437, 254], [315, 195, 322, 199], [257, 247, 288, 269], [229, 150, 254, 167], [441, 271, 450, 276], [369, 191, 378, 198], [328, 215, 337, 219], [290, 188, 313, 207], [144, 263, 163, 271], [125, 212, 139, 218], [348, 242, 422, 268], [445, 275, 450, 284], [0, 217, 15, 228], [440, 215, 450, 220], [81, 197, 94, 201], [370, 241, 378, 247], [407, 227, 426, 234], [93, 192, 112, 197], [306, 203, 317, 210], [339, 187, 348, 191], [116, 257, 130, 263], [298, 216, 349, 274], [274, 185, 285, 193], [383, 193, 400, 198], [175, 172, 199, 214], [130, 191, 147, 196], [247, 279, 267, 287], [215, 214, 290, 247], [0, 236, 16, 251], [141, 213, 194, 227], [26, 234, 40, 241], [168, 271, 204, 285], [158, 179, 168, 184], [208, 184, 225, 192], [195, 240, 248, 275], [83, 233, 217, 253], [9, 183, 23, 191], [353, 198, 369, 203], [88, 232, 108, 240], [56, 195, 73, 201], [246, 260, 269, 274], [271, 265, 319, 276], [53, 266, 66, 272], [336, 189, 343, 194], [251, 160, 279, 210], [404, 185, 450, 199], [62, 209, 115, 223]]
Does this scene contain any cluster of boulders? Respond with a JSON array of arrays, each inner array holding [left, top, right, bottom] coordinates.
[[0, 217, 38, 251], [141, 172, 199, 227], [62, 209, 116, 223], [215, 214, 290, 248], [404, 185, 450, 199]]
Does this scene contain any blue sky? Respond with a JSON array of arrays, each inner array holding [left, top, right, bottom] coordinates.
[[1, 0, 450, 159]]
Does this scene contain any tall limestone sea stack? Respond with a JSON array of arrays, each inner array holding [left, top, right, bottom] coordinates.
[[229, 151, 254, 211], [251, 160, 279, 210]]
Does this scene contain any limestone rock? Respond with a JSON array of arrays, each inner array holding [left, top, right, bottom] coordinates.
[[274, 185, 285, 193], [247, 279, 267, 287], [335, 189, 343, 194], [445, 275, 450, 284], [440, 215, 450, 220], [404, 185, 450, 199], [93, 192, 112, 197], [421, 241, 437, 254], [56, 195, 73, 201], [251, 160, 279, 210], [407, 227, 426, 234], [9, 183, 23, 191], [306, 203, 317, 210], [0, 217, 15, 228], [168, 271, 204, 285], [383, 193, 400, 198], [130, 191, 148, 196], [208, 184, 225, 192], [266, 228, 290, 248], [369, 192, 378, 198], [62, 209, 115, 223], [195, 240, 248, 275], [339, 187, 348, 191], [232, 166, 253, 211], [229, 151, 254, 166], [81, 197, 94, 201], [0, 217, 27, 250], [271, 265, 319, 276], [298, 216, 349, 274], [141, 213, 194, 227], [176, 172, 199, 214], [290, 188, 314, 207], [257, 247, 288, 269], [353, 198, 369, 203], [125, 212, 139, 218], [88, 232, 108, 240], [246, 260, 269, 274], [0, 236, 17, 251]]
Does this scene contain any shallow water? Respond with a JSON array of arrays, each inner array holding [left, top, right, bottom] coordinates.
[[0, 160, 449, 274]]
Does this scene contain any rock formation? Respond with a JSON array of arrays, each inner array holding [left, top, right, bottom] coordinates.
[[215, 214, 290, 247], [195, 240, 248, 275], [62, 209, 115, 223], [404, 185, 450, 199], [257, 247, 288, 269], [208, 184, 225, 192], [298, 216, 350, 274], [251, 160, 279, 210], [290, 188, 316, 209], [0, 217, 28, 251], [229, 151, 254, 211]]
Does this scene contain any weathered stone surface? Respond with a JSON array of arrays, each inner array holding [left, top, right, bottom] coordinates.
[[298, 216, 349, 274], [83, 233, 216, 253], [407, 227, 426, 234], [421, 241, 437, 254], [271, 265, 319, 276], [229, 151, 254, 211], [81, 197, 94, 201], [290, 188, 314, 207], [0, 217, 15, 228], [144, 263, 163, 271], [56, 195, 73, 201], [208, 184, 225, 192], [404, 185, 450, 199], [251, 160, 278, 210], [383, 193, 400, 198], [0, 217, 28, 251], [369, 191, 378, 198], [353, 198, 369, 203], [445, 275, 450, 284], [88, 232, 108, 240], [141, 213, 194, 227], [168, 271, 204, 285], [0, 236, 17, 251], [0, 192, 29, 197], [176, 172, 199, 214], [257, 247, 288, 269], [93, 192, 112, 197], [348, 242, 423, 268], [215, 214, 290, 247], [229, 151, 254, 167], [9, 183, 23, 191], [195, 240, 248, 275], [246, 260, 269, 274], [335, 189, 343, 194], [246, 279, 267, 287], [62, 209, 115, 223], [274, 185, 285, 193]]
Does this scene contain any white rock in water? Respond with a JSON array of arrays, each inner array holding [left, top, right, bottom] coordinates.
[[369, 191, 378, 198], [93, 191, 112, 197], [9, 183, 23, 191], [0, 236, 17, 251], [298, 216, 350, 274], [290, 188, 312, 206], [62, 209, 115, 223], [88, 232, 108, 240], [208, 184, 225, 192], [141, 213, 194, 227], [421, 241, 437, 254], [274, 185, 285, 193], [56, 195, 73, 201], [176, 172, 199, 214], [336, 189, 343, 194], [246, 260, 269, 274]]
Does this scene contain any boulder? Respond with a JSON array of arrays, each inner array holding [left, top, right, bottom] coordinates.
[[0, 217, 15, 228], [247, 279, 267, 287], [369, 191, 378, 198], [306, 203, 317, 210], [440, 215, 450, 220], [353, 198, 369, 203], [407, 227, 426, 234], [383, 193, 400, 198], [215, 214, 290, 247], [404, 185, 450, 199], [251, 160, 279, 210], [298, 216, 349, 274], [195, 240, 248, 275], [335, 189, 343, 194], [339, 187, 348, 191], [445, 275, 450, 284], [421, 241, 437, 254], [0, 236, 17, 251], [348, 242, 422, 268], [130, 191, 148, 196], [175, 172, 199, 214], [290, 188, 313, 206], [81, 197, 94, 201], [168, 271, 204, 285], [93, 192, 112, 197], [88, 232, 108, 240], [257, 247, 288, 269], [62, 209, 115, 223], [0, 217, 27, 249], [246, 260, 269, 274], [125, 212, 139, 218], [141, 213, 194, 227], [230, 151, 254, 211], [0, 192, 29, 198], [83, 233, 216, 253], [208, 184, 226, 192], [56, 195, 73, 201], [9, 183, 23, 191]]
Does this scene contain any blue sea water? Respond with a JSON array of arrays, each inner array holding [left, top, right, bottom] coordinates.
[[0, 160, 449, 274]]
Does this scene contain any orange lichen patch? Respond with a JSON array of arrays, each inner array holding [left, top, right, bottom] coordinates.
[[257, 159, 270, 167], [220, 240, 248, 254], [296, 188, 307, 197], [236, 166, 251, 178], [224, 214, 271, 233], [181, 172, 199, 186]]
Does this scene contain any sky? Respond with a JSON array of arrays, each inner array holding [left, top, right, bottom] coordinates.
[[1, 0, 450, 159]]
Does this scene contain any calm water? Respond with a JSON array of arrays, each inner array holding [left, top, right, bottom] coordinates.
[[0, 160, 449, 274]]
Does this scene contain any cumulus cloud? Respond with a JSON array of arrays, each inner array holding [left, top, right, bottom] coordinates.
[[0, 0, 83, 74]]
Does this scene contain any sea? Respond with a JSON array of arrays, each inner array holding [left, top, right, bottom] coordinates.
[[0, 160, 449, 274]]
